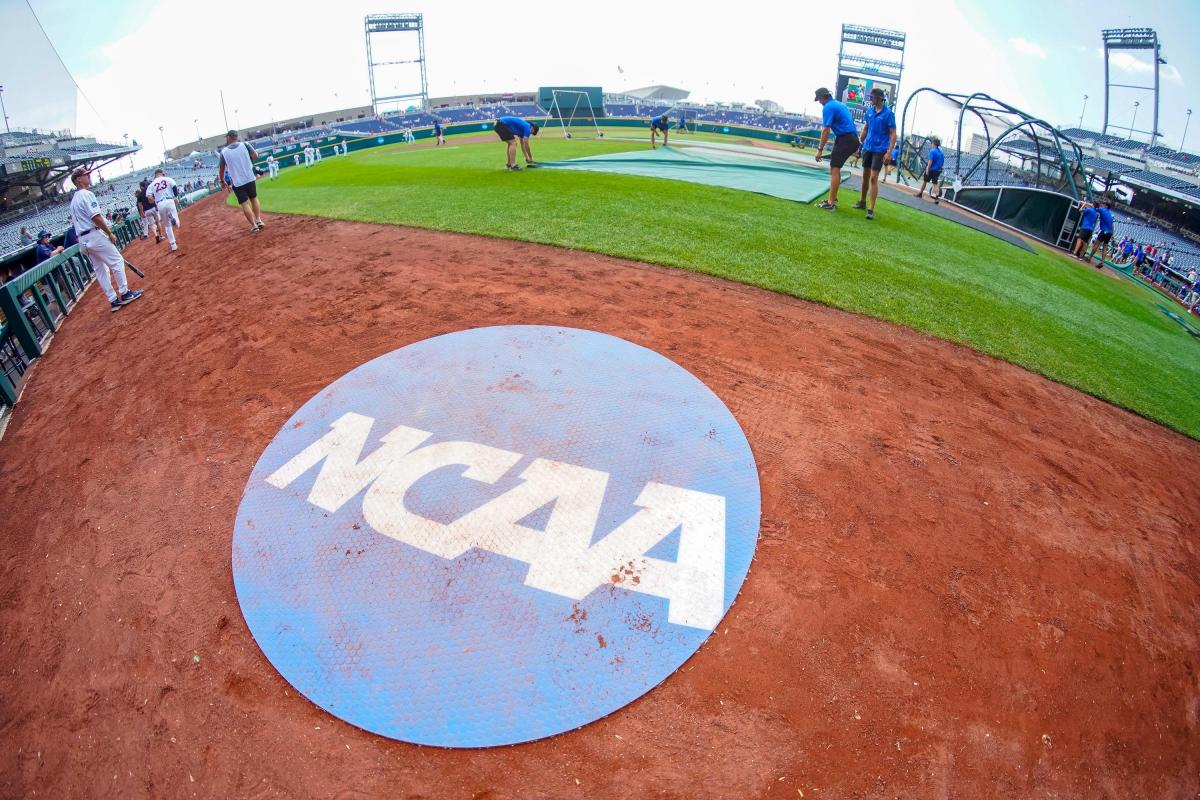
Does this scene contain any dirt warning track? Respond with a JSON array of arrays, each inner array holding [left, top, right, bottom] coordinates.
[[1, 195, 1197, 799]]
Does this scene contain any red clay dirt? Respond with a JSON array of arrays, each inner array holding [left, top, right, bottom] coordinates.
[[1, 195, 1198, 800]]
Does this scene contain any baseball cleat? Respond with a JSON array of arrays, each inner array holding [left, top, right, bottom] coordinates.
[[170, 244, 178, 252], [110, 299, 123, 313], [118, 289, 143, 305]]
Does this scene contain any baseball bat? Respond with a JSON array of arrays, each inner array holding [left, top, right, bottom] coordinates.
[[124, 259, 146, 278]]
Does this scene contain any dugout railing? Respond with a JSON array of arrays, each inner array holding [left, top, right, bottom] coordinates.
[[0, 215, 144, 409]]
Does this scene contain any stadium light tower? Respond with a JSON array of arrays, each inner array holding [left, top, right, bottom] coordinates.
[[1101, 28, 1164, 147], [364, 13, 429, 114], [0, 85, 9, 133], [1078, 94, 1088, 129]]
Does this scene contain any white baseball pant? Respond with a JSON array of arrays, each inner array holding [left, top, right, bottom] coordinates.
[[157, 199, 180, 247], [79, 230, 128, 303]]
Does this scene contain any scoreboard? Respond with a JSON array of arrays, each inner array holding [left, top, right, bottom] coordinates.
[[2, 156, 54, 176]]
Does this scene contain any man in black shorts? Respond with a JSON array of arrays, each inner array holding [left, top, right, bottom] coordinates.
[[218, 130, 265, 233], [914, 137, 945, 203], [813, 87, 861, 210], [494, 116, 540, 170]]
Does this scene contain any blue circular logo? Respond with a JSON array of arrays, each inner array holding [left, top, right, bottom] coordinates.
[[232, 326, 760, 746], [376, 136, 385, 144]]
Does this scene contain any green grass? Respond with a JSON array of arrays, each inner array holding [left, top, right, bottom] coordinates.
[[249, 138, 1200, 439]]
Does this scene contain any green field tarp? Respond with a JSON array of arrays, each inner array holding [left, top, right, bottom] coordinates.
[[539, 146, 835, 204]]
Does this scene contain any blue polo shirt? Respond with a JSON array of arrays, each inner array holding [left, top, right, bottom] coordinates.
[[1097, 207, 1114, 234], [498, 116, 531, 137], [928, 147, 944, 171], [861, 104, 896, 153], [35, 242, 55, 263], [821, 100, 857, 137], [651, 114, 669, 129], [434, 121, 443, 133], [1079, 207, 1099, 230]]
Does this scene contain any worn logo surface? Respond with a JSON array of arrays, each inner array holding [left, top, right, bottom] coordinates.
[[232, 325, 760, 746]]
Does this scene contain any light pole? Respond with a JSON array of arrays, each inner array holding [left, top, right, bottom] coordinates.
[[194, 118, 200, 142], [1128, 101, 1140, 140], [158, 125, 166, 163], [1182, 108, 1193, 154], [268, 102, 275, 137], [234, 108, 240, 131], [1078, 94, 1088, 130], [0, 85, 9, 133]]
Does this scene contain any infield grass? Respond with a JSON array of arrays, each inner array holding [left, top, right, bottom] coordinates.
[[249, 138, 1200, 439]]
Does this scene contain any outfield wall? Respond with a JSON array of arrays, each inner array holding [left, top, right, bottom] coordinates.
[[253, 120, 822, 171]]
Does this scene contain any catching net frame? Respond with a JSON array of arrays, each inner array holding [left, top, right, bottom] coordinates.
[[545, 90, 603, 140]]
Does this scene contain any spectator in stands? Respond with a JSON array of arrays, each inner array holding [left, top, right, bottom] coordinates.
[[852, 87, 896, 221], [33, 231, 62, 264], [813, 87, 859, 211], [913, 137, 945, 203], [1073, 202, 1098, 259], [1085, 198, 1116, 268], [650, 112, 671, 149], [18, 227, 34, 246], [493, 116, 539, 171]]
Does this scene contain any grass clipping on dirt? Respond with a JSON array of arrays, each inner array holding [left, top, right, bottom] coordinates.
[[250, 137, 1200, 439]]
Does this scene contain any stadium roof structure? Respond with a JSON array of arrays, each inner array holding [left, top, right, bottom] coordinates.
[[623, 86, 690, 102], [0, 131, 139, 210]]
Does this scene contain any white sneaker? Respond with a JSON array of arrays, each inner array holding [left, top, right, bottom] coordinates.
[[170, 244, 178, 251]]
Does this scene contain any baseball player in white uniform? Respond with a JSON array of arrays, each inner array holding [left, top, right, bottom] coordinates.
[[403, 127, 415, 144], [136, 180, 161, 243], [218, 129, 265, 233], [303, 145, 313, 166], [69, 168, 143, 313], [266, 154, 279, 179], [145, 168, 181, 251], [292, 153, 301, 167], [313, 144, 322, 163]]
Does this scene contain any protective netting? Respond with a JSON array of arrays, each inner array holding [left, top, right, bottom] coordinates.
[[0, 2, 78, 134]]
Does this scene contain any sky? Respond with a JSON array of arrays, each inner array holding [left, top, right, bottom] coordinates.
[[1, 0, 1197, 174]]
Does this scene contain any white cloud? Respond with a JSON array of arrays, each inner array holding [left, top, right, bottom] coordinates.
[[1009, 37, 1046, 60], [1096, 50, 1183, 86]]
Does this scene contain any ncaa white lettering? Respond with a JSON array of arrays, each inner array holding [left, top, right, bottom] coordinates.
[[265, 412, 727, 630]]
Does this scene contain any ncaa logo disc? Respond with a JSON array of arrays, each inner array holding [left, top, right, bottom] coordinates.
[[232, 326, 760, 746]]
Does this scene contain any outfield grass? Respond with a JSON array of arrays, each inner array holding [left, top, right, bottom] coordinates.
[[250, 138, 1200, 439]]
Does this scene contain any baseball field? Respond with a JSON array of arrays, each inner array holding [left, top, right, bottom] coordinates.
[[1, 133, 1198, 797]]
